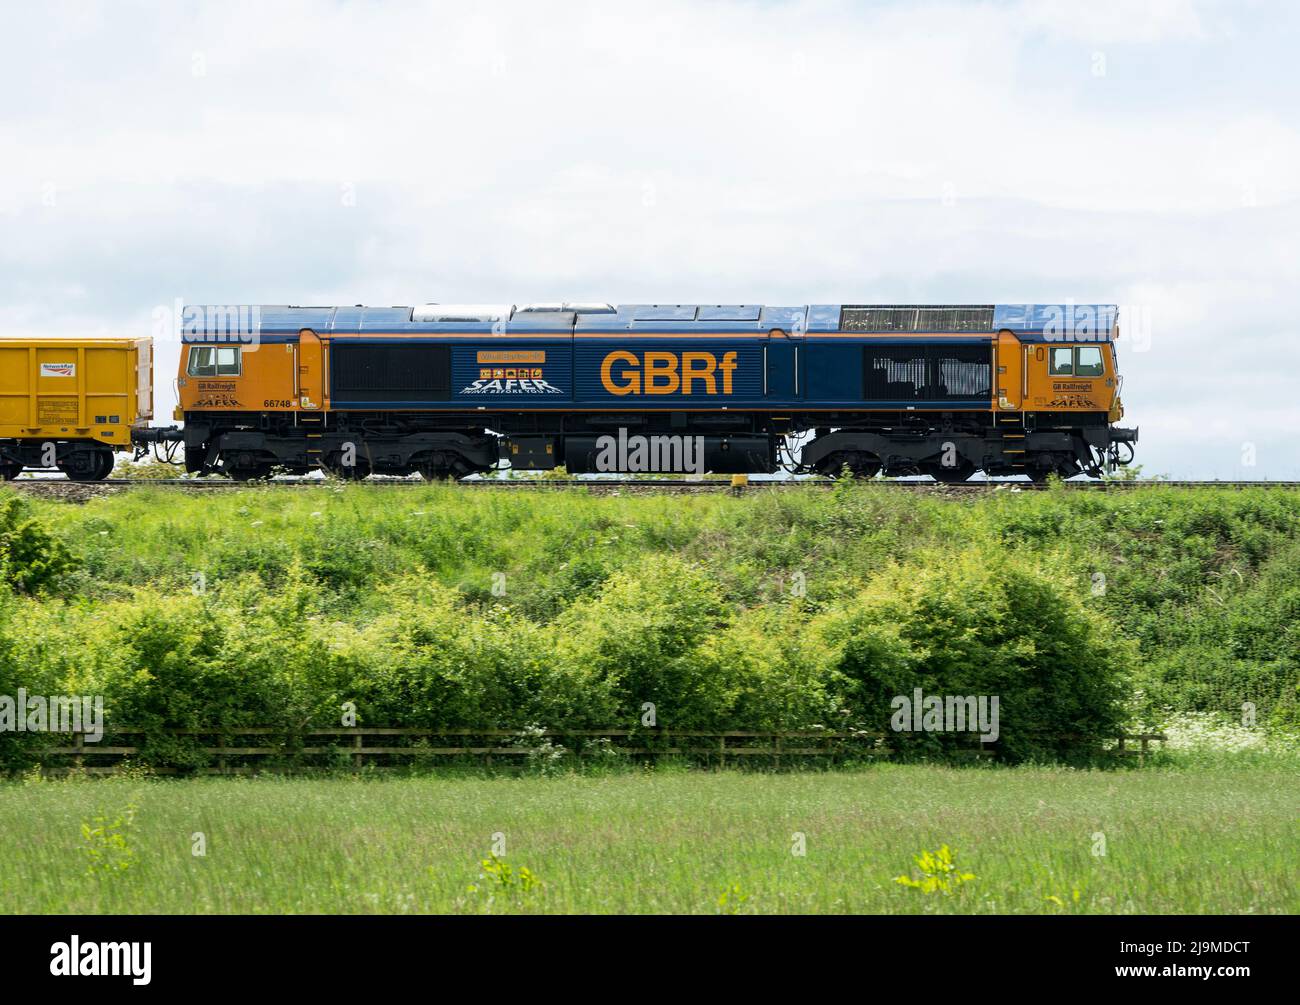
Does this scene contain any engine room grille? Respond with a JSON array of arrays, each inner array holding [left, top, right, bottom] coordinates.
[[841, 305, 995, 332], [863, 344, 992, 401], [331, 344, 451, 403]]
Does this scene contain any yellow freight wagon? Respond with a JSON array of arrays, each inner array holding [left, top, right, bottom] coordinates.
[[0, 337, 152, 480]]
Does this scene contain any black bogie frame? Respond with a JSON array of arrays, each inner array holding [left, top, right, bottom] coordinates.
[[174, 406, 1123, 482]]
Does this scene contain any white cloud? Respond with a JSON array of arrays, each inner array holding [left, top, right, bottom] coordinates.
[[0, 0, 1296, 477]]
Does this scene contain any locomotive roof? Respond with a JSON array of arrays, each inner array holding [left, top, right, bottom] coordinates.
[[181, 303, 1118, 341]]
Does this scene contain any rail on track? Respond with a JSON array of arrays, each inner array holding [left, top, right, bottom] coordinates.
[[4, 477, 1296, 492]]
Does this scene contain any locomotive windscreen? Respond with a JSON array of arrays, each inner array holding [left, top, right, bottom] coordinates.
[[863, 344, 992, 402], [330, 343, 452, 403]]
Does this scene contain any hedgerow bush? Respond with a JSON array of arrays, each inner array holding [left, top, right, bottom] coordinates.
[[553, 558, 732, 729], [0, 495, 79, 593], [817, 550, 1133, 762], [0, 584, 63, 768], [2, 483, 1297, 770]]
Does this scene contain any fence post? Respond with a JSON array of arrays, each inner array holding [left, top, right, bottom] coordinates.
[[353, 732, 363, 772], [719, 735, 726, 770]]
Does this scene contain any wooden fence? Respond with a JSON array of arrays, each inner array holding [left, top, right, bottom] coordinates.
[[31, 727, 1168, 774]]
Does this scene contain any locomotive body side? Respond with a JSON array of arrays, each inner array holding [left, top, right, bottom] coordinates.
[[161, 303, 1135, 481]]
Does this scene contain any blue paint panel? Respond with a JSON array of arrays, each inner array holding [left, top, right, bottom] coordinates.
[[767, 342, 798, 398], [256, 307, 337, 333], [759, 306, 809, 331], [806, 305, 841, 332], [698, 305, 761, 321], [357, 308, 424, 330], [630, 305, 698, 321], [188, 303, 1115, 338], [506, 313, 574, 333], [572, 305, 812, 333], [326, 307, 363, 330], [622, 321, 765, 333], [802, 343, 862, 401]]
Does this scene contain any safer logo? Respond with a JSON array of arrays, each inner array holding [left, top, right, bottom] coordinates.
[[461, 367, 564, 395]]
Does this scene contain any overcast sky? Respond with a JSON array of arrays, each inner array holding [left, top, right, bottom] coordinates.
[[2, 0, 1297, 478]]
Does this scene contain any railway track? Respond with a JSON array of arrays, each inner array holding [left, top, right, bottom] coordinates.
[[4, 477, 1298, 494]]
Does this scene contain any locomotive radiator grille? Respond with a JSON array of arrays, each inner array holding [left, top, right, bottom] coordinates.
[[841, 305, 995, 333], [863, 344, 992, 401], [331, 344, 452, 403]]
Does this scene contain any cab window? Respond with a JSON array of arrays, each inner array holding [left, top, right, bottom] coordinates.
[[1049, 346, 1073, 375], [188, 346, 241, 377], [1075, 346, 1104, 377]]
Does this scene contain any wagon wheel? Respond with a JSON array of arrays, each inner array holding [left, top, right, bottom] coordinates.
[[60, 447, 115, 482], [0, 462, 22, 481]]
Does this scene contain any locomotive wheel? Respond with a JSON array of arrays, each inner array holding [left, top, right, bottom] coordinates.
[[926, 461, 976, 483], [418, 460, 465, 481], [324, 459, 371, 480], [819, 451, 880, 480], [1027, 457, 1080, 483], [417, 451, 468, 481], [227, 465, 274, 482], [59, 447, 115, 482]]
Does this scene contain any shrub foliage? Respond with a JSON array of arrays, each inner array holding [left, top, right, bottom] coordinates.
[[1, 483, 1296, 769]]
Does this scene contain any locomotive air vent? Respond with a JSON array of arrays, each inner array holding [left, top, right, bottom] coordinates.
[[411, 304, 511, 323], [516, 302, 615, 313], [841, 305, 995, 333]]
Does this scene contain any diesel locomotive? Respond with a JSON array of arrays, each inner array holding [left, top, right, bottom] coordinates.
[[5, 302, 1138, 481]]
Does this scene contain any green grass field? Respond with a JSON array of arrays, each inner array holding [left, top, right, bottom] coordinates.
[[3, 484, 1298, 914], [2, 762, 1296, 914]]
